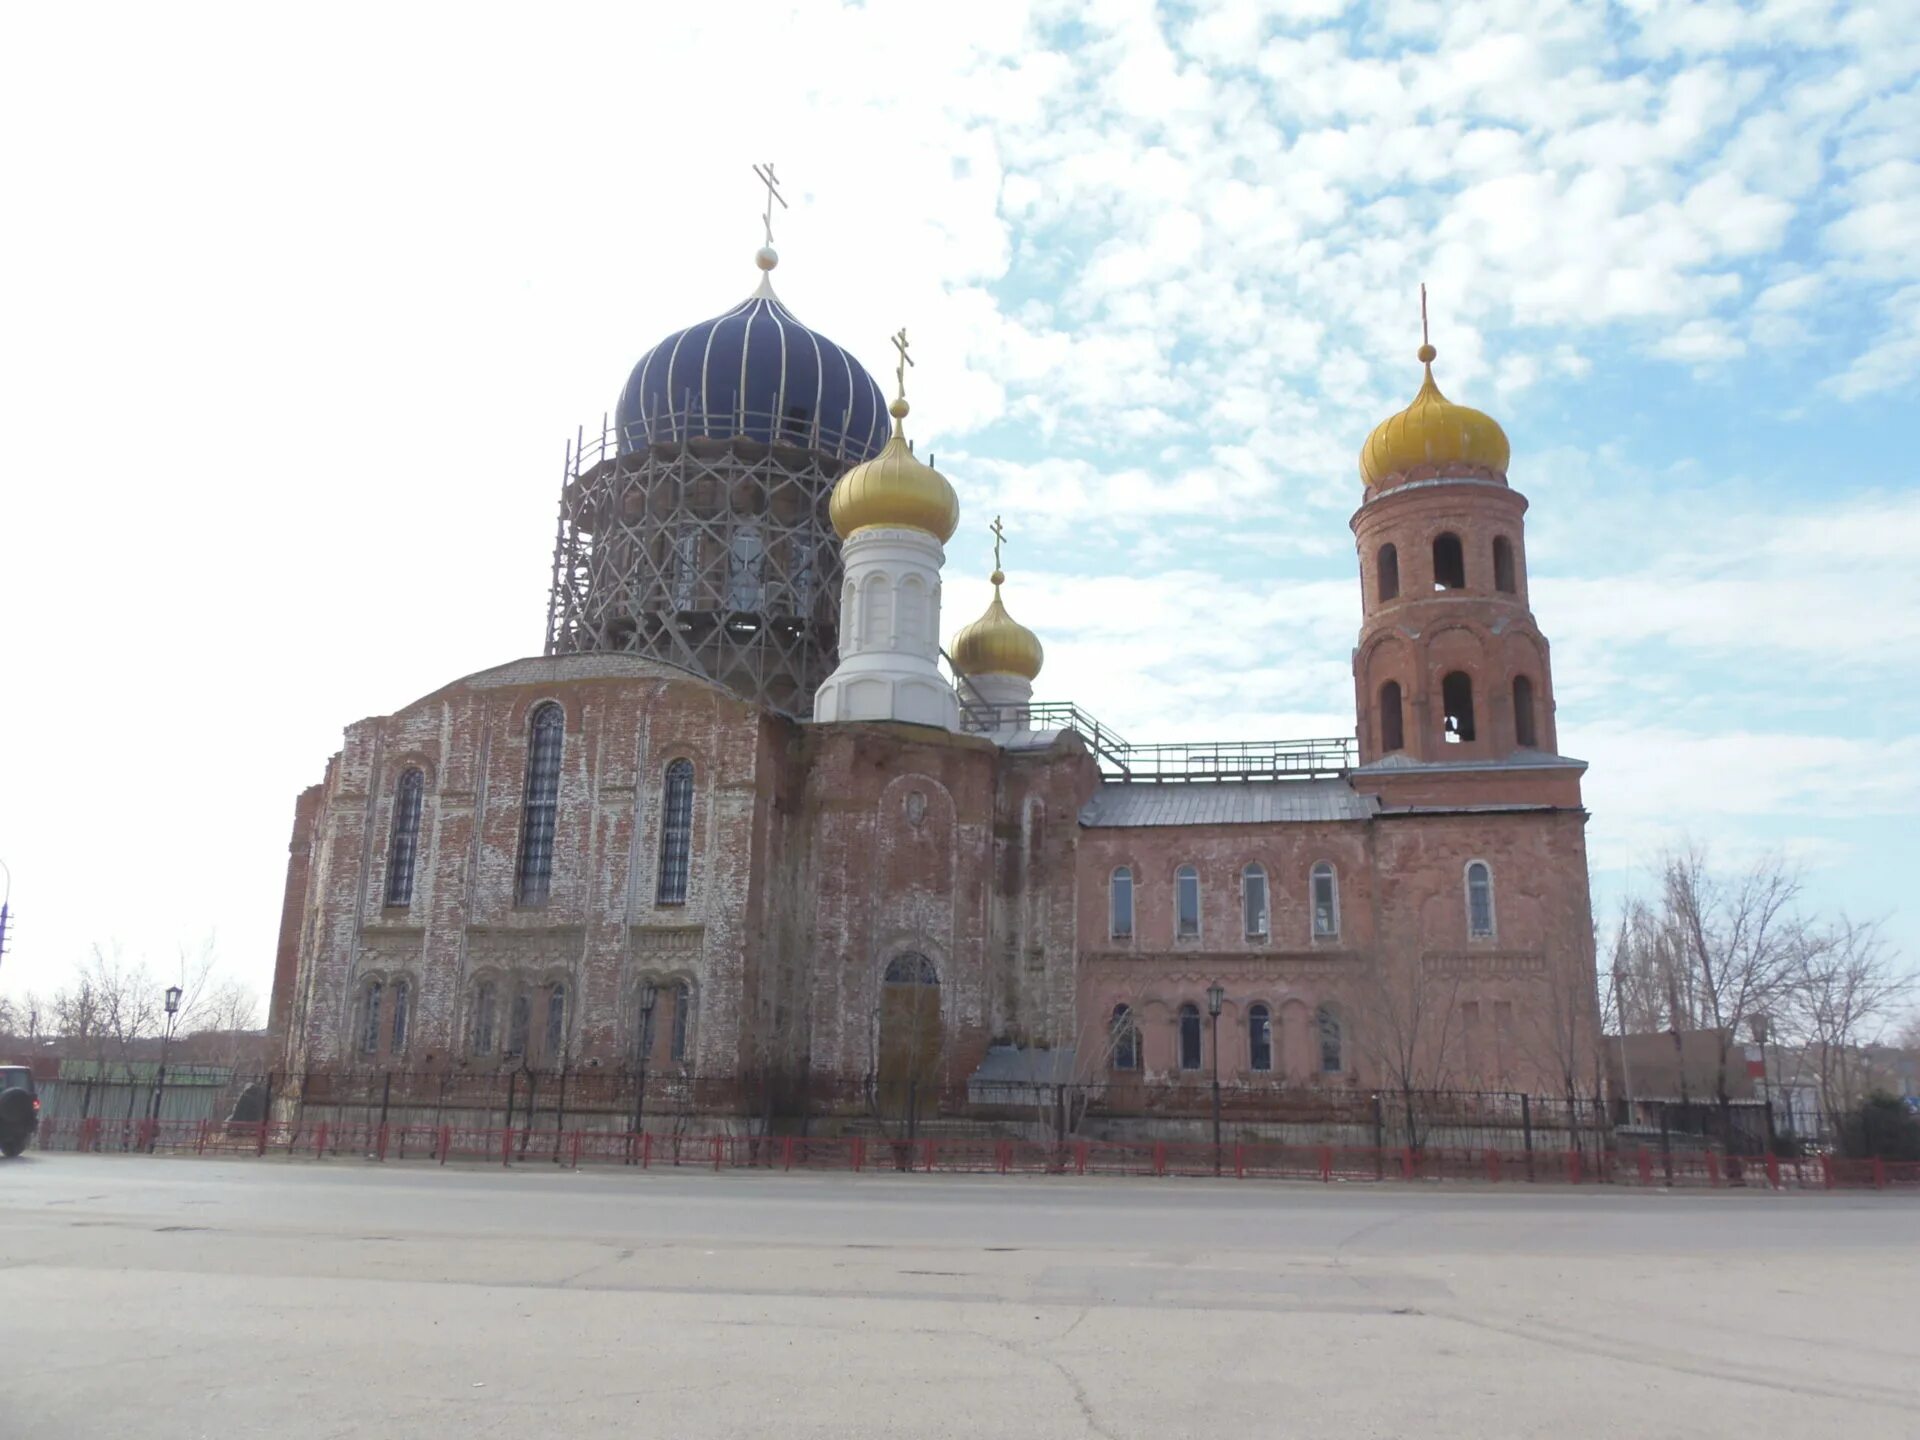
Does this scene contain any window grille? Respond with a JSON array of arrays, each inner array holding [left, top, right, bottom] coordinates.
[[1110, 868, 1134, 938], [384, 768, 424, 907], [1311, 863, 1339, 939], [1467, 862, 1495, 938], [1249, 1004, 1273, 1072], [656, 759, 695, 904], [1176, 865, 1200, 939], [515, 703, 565, 905], [1177, 1003, 1202, 1071]]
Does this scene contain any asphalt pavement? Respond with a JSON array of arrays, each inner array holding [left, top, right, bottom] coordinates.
[[2, 1153, 1914, 1438]]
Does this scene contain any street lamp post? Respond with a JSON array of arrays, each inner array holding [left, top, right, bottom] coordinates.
[[1207, 983, 1225, 1175], [631, 982, 658, 1149], [151, 985, 183, 1145]]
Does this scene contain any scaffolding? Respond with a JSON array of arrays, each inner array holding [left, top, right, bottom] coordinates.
[[545, 405, 878, 717]]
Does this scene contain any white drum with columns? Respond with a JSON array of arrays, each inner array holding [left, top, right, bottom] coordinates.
[[813, 525, 960, 728]]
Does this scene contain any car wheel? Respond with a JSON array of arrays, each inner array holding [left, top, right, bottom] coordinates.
[[0, 1134, 25, 1158]]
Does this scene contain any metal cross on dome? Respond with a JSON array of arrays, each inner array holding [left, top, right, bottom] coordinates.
[[753, 162, 787, 247], [891, 326, 914, 402], [991, 514, 1006, 572], [1421, 281, 1430, 348]]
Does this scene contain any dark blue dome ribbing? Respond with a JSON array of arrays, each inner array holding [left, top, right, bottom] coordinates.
[[615, 283, 891, 464]]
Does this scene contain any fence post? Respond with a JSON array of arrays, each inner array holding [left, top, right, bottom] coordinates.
[[782, 1135, 794, 1171], [570, 1131, 582, 1169], [1706, 1150, 1721, 1187], [196, 1119, 209, 1155], [439, 1124, 451, 1165], [379, 1071, 392, 1134], [1521, 1093, 1535, 1183], [1873, 1157, 1887, 1190], [1319, 1144, 1332, 1182], [1152, 1141, 1166, 1178], [1399, 1147, 1415, 1181], [376, 1123, 389, 1163], [1075, 1140, 1089, 1176], [501, 1128, 513, 1168], [1486, 1149, 1501, 1183], [712, 1133, 723, 1172], [1637, 1147, 1653, 1186], [852, 1137, 865, 1172], [1765, 1153, 1781, 1190], [1820, 1152, 1834, 1190], [316, 1120, 329, 1158], [1371, 1094, 1386, 1180], [1233, 1143, 1245, 1179]]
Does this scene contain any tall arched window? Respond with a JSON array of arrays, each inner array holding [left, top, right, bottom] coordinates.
[[1311, 862, 1339, 939], [1493, 535, 1516, 593], [670, 981, 692, 1062], [471, 981, 497, 1056], [1466, 861, 1496, 938], [1178, 1003, 1203, 1071], [1111, 1004, 1140, 1071], [656, 759, 695, 905], [358, 981, 383, 1056], [515, 703, 565, 906], [1433, 532, 1466, 589], [507, 991, 532, 1057], [384, 768, 424, 907], [1442, 671, 1476, 743], [545, 983, 567, 1063], [389, 979, 411, 1054], [1317, 1006, 1344, 1073], [1176, 865, 1200, 939], [1243, 863, 1269, 939], [1110, 867, 1134, 939], [1380, 681, 1405, 752], [1377, 543, 1400, 602], [1513, 675, 1537, 748], [1248, 1003, 1273, 1072]]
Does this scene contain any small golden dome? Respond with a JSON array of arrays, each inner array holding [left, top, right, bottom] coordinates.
[[1359, 344, 1510, 490], [952, 569, 1044, 681], [827, 397, 960, 541]]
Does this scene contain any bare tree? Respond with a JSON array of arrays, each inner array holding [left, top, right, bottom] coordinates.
[[1358, 956, 1464, 1149], [1785, 917, 1913, 1130]]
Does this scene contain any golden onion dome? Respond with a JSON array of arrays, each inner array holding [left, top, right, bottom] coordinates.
[[827, 397, 960, 541], [1359, 343, 1511, 490], [951, 569, 1044, 681]]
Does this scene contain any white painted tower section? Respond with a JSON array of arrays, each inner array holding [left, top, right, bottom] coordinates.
[[812, 526, 961, 729]]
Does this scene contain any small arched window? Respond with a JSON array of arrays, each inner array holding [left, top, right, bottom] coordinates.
[[545, 983, 567, 1063], [670, 981, 693, 1062], [389, 979, 411, 1054], [1248, 1003, 1273, 1072], [1111, 1004, 1140, 1071], [1442, 671, 1476, 743], [1311, 862, 1339, 939], [1467, 861, 1495, 938], [656, 759, 695, 905], [471, 981, 497, 1056], [1513, 675, 1537, 748], [1243, 863, 1269, 939], [1110, 867, 1134, 939], [515, 703, 565, 906], [1317, 1006, 1344, 1073], [385, 768, 425, 907], [1380, 681, 1405, 753], [1433, 532, 1466, 589], [1176, 865, 1200, 939], [1493, 535, 1516, 593], [1377, 543, 1400, 602], [1178, 1003, 1203, 1071], [358, 980, 383, 1056]]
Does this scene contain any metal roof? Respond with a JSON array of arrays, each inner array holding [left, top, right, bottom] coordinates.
[[1079, 778, 1377, 828]]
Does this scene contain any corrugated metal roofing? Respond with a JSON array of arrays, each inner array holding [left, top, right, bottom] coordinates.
[[1079, 779, 1376, 828]]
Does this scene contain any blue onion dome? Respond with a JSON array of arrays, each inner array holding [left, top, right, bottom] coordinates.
[[614, 248, 891, 465]]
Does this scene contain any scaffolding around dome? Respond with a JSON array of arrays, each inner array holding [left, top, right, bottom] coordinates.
[[544, 407, 857, 717]]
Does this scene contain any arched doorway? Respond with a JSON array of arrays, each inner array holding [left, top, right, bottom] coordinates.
[[878, 952, 941, 1127]]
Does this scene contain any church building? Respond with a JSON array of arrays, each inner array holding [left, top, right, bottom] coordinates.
[[269, 206, 1600, 1125]]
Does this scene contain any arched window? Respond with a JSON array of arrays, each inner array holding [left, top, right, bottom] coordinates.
[[1466, 861, 1495, 938], [1311, 862, 1339, 939], [384, 768, 424, 907], [507, 991, 532, 1057], [1442, 671, 1476, 743], [1176, 865, 1200, 939], [1249, 1003, 1273, 1072], [1513, 675, 1537, 748], [358, 981, 383, 1056], [389, 979, 411, 1054], [1380, 681, 1405, 752], [1317, 1006, 1344, 1074], [1110, 1004, 1140, 1071], [515, 703, 564, 906], [1243, 863, 1269, 939], [1433, 532, 1466, 589], [1493, 535, 1516, 593], [471, 981, 497, 1056], [1178, 1003, 1203, 1071], [1377, 543, 1400, 602], [670, 981, 693, 1062], [1110, 867, 1134, 939], [656, 759, 695, 905], [884, 953, 940, 985], [545, 983, 567, 1063]]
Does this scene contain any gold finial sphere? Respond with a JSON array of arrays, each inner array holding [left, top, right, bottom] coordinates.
[[990, 569, 1005, 586], [1417, 343, 1437, 364], [889, 397, 910, 419], [756, 245, 779, 271]]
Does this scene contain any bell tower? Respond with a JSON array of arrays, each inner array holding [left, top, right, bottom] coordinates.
[[1349, 296, 1580, 807]]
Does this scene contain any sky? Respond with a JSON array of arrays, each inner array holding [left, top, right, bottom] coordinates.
[[1, 0, 1915, 1013]]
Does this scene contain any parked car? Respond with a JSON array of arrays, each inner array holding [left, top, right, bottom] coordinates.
[[0, 1065, 41, 1156]]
